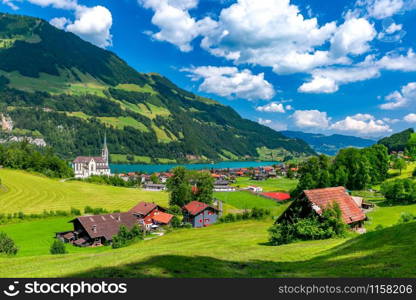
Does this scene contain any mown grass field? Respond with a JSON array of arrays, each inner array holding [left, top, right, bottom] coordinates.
[[232, 177, 298, 192], [0, 169, 169, 214], [214, 191, 288, 212], [0, 218, 415, 277]]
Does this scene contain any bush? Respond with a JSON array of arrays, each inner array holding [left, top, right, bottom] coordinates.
[[50, 239, 67, 254], [0, 232, 18, 255], [397, 212, 415, 224], [381, 179, 416, 204], [170, 215, 181, 228], [218, 208, 271, 223], [268, 204, 346, 246], [112, 225, 143, 249]]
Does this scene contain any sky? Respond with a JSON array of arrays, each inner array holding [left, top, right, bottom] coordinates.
[[1, 0, 416, 138]]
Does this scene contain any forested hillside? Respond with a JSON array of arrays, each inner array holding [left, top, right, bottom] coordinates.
[[0, 13, 314, 163], [378, 128, 414, 152]]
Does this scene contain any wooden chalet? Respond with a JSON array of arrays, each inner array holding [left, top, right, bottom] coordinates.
[[278, 186, 367, 231], [182, 201, 220, 228]]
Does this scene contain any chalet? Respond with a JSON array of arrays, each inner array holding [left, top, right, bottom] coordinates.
[[60, 212, 140, 247], [143, 183, 166, 191], [129, 201, 173, 230], [278, 186, 367, 231], [182, 201, 220, 228]]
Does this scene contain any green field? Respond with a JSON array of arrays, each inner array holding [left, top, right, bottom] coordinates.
[[110, 154, 152, 164], [98, 116, 149, 132], [232, 177, 298, 192], [0, 218, 415, 277], [0, 169, 168, 214]]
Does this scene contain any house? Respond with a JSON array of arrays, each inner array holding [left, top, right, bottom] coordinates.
[[129, 201, 173, 230], [278, 186, 367, 231], [72, 135, 111, 178], [60, 212, 140, 247], [143, 183, 166, 191], [213, 185, 236, 192], [247, 185, 263, 193], [182, 201, 220, 228], [251, 173, 268, 181]]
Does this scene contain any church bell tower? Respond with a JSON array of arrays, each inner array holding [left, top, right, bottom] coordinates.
[[101, 133, 109, 165]]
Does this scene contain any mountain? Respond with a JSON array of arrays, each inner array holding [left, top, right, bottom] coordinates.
[[378, 128, 415, 152], [0, 13, 314, 163], [281, 131, 376, 156]]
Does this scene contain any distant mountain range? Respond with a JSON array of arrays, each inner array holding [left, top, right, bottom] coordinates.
[[281, 131, 376, 156], [0, 12, 315, 163]]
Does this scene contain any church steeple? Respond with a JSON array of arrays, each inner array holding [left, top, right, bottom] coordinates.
[[101, 133, 109, 165]]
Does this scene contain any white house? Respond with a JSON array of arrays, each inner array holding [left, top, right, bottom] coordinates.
[[72, 135, 111, 178]]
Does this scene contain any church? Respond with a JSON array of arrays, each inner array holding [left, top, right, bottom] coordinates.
[[72, 136, 111, 179]]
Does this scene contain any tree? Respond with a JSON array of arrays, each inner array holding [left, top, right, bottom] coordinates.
[[166, 167, 192, 207], [0, 232, 18, 255], [393, 158, 406, 175], [191, 171, 214, 204], [50, 239, 67, 254], [150, 174, 160, 184]]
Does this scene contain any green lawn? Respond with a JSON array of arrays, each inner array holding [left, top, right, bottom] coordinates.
[[232, 177, 298, 192], [0, 169, 169, 214], [214, 191, 289, 214], [0, 218, 415, 277]]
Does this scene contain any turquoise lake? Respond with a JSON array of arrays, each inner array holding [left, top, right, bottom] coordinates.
[[110, 161, 280, 173]]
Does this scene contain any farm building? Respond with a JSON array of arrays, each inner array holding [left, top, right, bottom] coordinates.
[[130, 201, 173, 230], [143, 183, 166, 191], [278, 186, 367, 231], [60, 212, 139, 247], [182, 201, 220, 228]]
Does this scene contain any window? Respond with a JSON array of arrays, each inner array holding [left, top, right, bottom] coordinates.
[[205, 219, 209, 222], [199, 219, 203, 223]]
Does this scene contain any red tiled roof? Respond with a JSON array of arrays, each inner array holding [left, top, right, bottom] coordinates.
[[73, 212, 138, 240], [182, 201, 218, 216], [261, 192, 291, 201], [129, 202, 157, 216], [303, 187, 366, 224], [145, 211, 173, 225]]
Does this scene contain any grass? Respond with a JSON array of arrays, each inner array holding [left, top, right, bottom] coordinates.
[[0, 169, 169, 214], [214, 191, 288, 213], [0, 218, 415, 277], [137, 103, 171, 120], [115, 83, 156, 95], [388, 162, 416, 180], [98, 116, 149, 132], [110, 154, 152, 164], [232, 177, 298, 192]]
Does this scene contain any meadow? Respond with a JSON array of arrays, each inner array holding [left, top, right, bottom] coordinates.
[[0, 169, 169, 214], [232, 177, 298, 192]]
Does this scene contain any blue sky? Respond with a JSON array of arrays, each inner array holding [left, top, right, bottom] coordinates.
[[1, 0, 416, 138]]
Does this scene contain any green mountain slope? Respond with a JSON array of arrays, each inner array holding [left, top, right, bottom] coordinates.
[[0, 12, 314, 163], [378, 128, 414, 152]]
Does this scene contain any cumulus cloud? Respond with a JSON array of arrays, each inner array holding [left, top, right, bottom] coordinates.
[[256, 102, 286, 113], [362, 0, 405, 19], [6, 0, 113, 48], [330, 113, 392, 134], [404, 113, 416, 123], [292, 110, 331, 129], [330, 17, 376, 57], [377, 49, 416, 71], [258, 118, 288, 131], [381, 82, 416, 109], [258, 118, 272, 125], [298, 65, 380, 93], [182, 66, 275, 100], [139, 0, 215, 52]]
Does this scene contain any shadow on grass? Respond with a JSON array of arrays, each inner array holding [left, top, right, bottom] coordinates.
[[68, 223, 416, 278]]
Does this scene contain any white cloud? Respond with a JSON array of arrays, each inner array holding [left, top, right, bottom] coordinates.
[[364, 0, 405, 19], [182, 66, 275, 100], [377, 49, 416, 71], [383, 117, 401, 123], [258, 118, 288, 131], [299, 65, 380, 93], [50, 17, 70, 30], [2, 0, 18, 9], [5, 0, 113, 48], [381, 82, 416, 109], [292, 110, 331, 129], [404, 113, 416, 123], [330, 18, 376, 57], [330, 113, 392, 134], [385, 22, 402, 34], [66, 6, 113, 48], [139, 0, 214, 52], [256, 102, 285, 113]]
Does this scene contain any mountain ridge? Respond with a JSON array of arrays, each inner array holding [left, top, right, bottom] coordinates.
[[281, 130, 376, 155], [0, 12, 315, 163]]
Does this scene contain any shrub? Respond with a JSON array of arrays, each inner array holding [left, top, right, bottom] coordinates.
[[112, 225, 143, 249], [50, 239, 67, 255], [381, 179, 416, 204], [397, 212, 415, 224], [170, 215, 181, 228], [0, 232, 18, 255], [268, 204, 346, 246]]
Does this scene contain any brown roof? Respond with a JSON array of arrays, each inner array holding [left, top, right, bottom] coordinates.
[[303, 187, 366, 224], [129, 202, 157, 216], [72, 212, 138, 241], [182, 201, 219, 216], [73, 156, 107, 164], [144, 211, 174, 225]]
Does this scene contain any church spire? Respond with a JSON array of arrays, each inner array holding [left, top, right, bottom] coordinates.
[[102, 132, 109, 165]]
